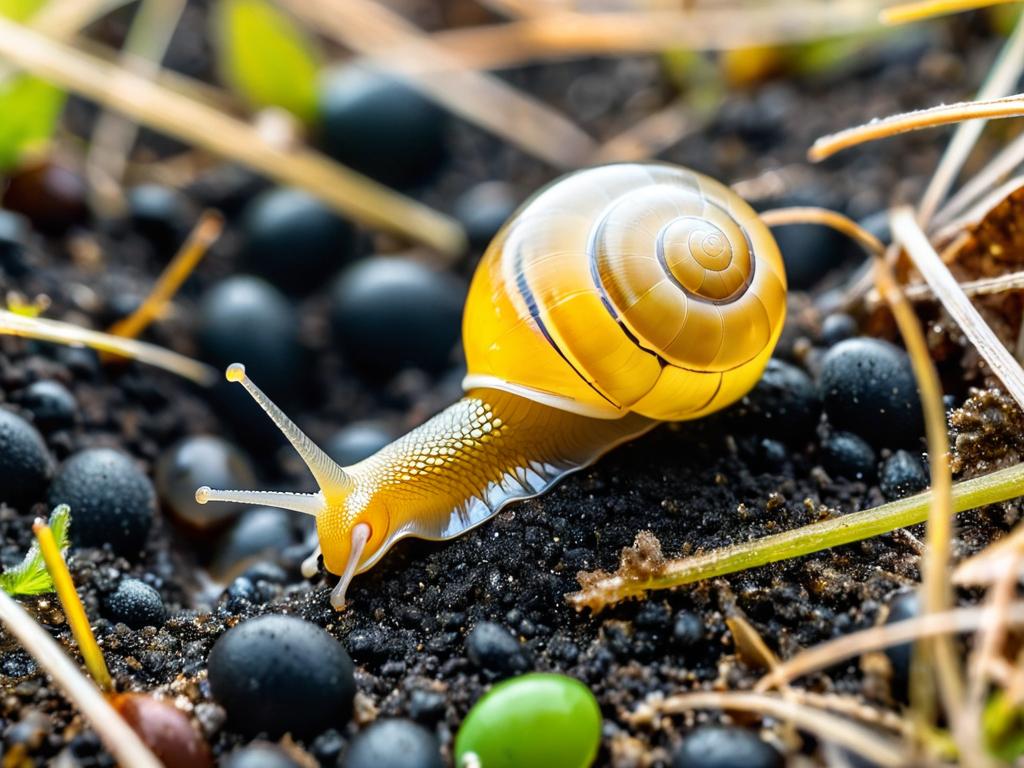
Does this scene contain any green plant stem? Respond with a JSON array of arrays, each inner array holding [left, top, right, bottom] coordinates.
[[568, 462, 1024, 610]]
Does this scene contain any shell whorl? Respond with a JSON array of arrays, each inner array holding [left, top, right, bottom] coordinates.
[[462, 163, 787, 422]]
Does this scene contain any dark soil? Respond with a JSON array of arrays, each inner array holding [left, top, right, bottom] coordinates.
[[0, 4, 1020, 767]]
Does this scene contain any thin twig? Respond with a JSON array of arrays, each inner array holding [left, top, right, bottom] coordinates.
[[869, 270, 1024, 306], [0, 310, 215, 385], [85, 0, 187, 217], [810, 94, 1024, 162], [430, 2, 885, 69], [917, 9, 1024, 227], [932, 132, 1024, 229], [756, 602, 1024, 691], [567, 461, 1024, 611], [891, 206, 1024, 410], [759, 207, 886, 257], [874, 245, 973, 763], [108, 211, 223, 341], [0, 590, 162, 768], [591, 97, 707, 164], [633, 691, 910, 767], [0, 16, 465, 255], [282, 0, 597, 169], [962, 544, 1024, 764]]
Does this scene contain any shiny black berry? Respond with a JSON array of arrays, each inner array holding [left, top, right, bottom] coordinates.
[[344, 719, 443, 768], [19, 380, 77, 433], [241, 187, 356, 294], [819, 338, 923, 448], [103, 578, 166, 629], [821, 431, 876, 482], [0, 408, 52, 508], [330, 257, 465, 378], [48, 448, 156, 557], [880, 450, 928, 500], [672, 725, 783, 768], [319, 67, 446, 189], [207, 614, 355, 738]]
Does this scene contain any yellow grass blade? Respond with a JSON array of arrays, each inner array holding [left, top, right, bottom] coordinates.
[[810, 94, 1024, 162]]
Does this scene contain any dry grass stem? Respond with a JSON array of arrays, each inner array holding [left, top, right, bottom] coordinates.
[[954, 522, 1024, 585], [282, 0, 597, 169], [85, 0, 188, 217], [109, 211, 223, 341], [874, 246, 972, 760], [633, 691, 910, 767], [760, 207, 886, 257], [810, 94, 1024, 162], [0, 590, 163, 768], [962, 544, 1024, 761], [757, 601, 1024, 690], [933, 133, 1024, 228], [0, 0, 131, 84], [891, 206, 1024, 410], [32, 518, 112, 692], [0, 16, 465, 255], [591, 98, 706, 164], [916, 10, 1024, 226], [567, 461, 1024, 611], [881, 0, 1019, 24], [932, 176, 1024, 244], [429, 2, 886, 69], [871, 270, 1024, 305], [0, 309, 216, 384]]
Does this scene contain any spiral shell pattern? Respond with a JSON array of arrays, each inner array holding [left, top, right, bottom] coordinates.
[[462, 163, 787, 422]]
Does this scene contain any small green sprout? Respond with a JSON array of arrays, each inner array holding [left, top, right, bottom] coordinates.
[[0, 504, 70, 596]]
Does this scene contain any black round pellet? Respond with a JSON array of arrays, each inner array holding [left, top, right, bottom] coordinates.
[[330, 257, 465, 378], [0, 209, 30, 278], [220, 743, 300, 768], [319, 66, 446, 189], [821, 431, 876, 482], [211, 507, 296, 580], [820, 313, 858, 346], [155, 435, 257, 529], [48, 448, 156, 557], [241, 187, 356, 294], [198, 276, 299, 398], [103, 578, 166, 629], [880, 450, 929, 500], [465, 621, 531, 677], [884, 590, 918, 703], [326, 421, 394, 466], [126, 184, 194, 251], [673, 611, 703, 647], [0, 408, 52, 508], [732, 359, 820, 443], [454, 181, 518, 251], [672, 725, 784, 768], [344, 719, 443, 768], [20, 380, 77, 432], [819, 338, 923, 448], [207, 614, 355, 739]]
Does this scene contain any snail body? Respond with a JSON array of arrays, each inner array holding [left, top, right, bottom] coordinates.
[[196, 163, 787, 610]]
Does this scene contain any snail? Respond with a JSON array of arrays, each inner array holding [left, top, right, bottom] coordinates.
[[195, 163, 787, 610]]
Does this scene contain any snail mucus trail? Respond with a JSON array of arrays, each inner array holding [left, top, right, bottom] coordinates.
[[195, 163, 788, 610]]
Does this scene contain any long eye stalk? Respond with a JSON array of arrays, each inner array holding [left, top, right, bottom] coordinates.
[[194, 364, 350, 517]]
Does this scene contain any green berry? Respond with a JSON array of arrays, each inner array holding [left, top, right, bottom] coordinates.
[[454, 673, 601, 768]]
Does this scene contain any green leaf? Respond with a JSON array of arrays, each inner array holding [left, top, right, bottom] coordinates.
[[0, 75, 66, 172], [985, 690, 1024, 762], [0, 505, 71, 597], [0, 0, 47, 22], [212, 0, 321, 123]]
